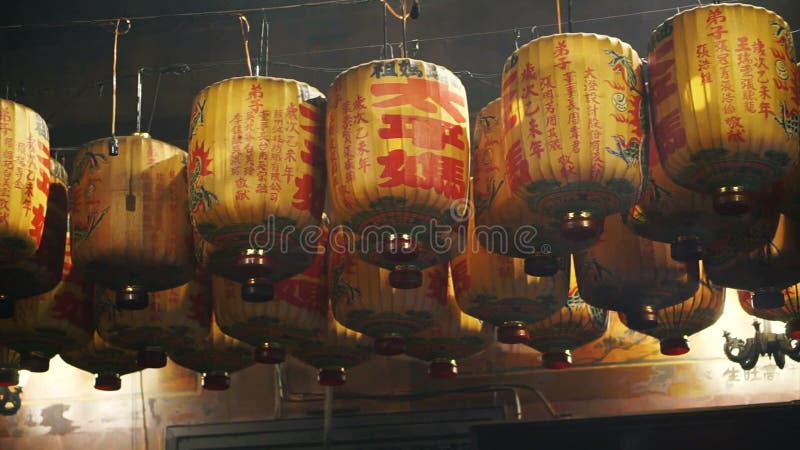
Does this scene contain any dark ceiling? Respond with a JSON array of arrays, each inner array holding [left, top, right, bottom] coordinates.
[[1, 0, 798, 151]]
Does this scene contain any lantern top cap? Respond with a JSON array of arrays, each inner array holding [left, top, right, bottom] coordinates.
[[78, 134, 186, 155], [196, 75, 325, 103], [511, 32, 638, 59], [0, 98, 47, 124], [329, 57, 466, 93]]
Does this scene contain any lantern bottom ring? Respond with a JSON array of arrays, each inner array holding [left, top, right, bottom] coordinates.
[[95, 373, 122, 391], [374, 334, 407, 356], [671, 236, 704, 263], [542, 350, 572, 370], [383, 234, 418, 263], [429, 358, 458, 379], [19, 352, 50, 373], [241, 277, 275, 302], [752, 289, 786, 310], [137, 347, 168, 369], [496, 322, 530, 345], [785, 318, 800, 340], [254, 343, 286, 364], [625, 305, 658, 330], [561, 211, 603, 242], [388, 265, 423, 289], [0, 369, 19, 387], [202, 372, 231, 391], [116, 285, 148, 310], [660, 336, 690, 356], [0, 297, 14, 319], [524, 253, 560, 277], [713, 186, 752, 216], [318, 367, 346, 387]]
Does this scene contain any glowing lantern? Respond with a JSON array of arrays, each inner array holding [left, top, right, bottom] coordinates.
[[405, 274, 491, 379], [188, 77, 326, 302], [473, 99, 599, 275], [326, 58, 470, 289], [620, 278, 725, 355], [96, 271, 212, 369], [0, 347, 20, 387], [501, 33, 646, 242], [648, 4, 799, 215], [0, 158, 68, 316], [0, 237, 93, 372], [451, 214, 568, 344], [738, 288, 800, 339], [70, 133, 194, 309], [61, 331, 140, 391], [0, 99, 51, 264], [527, 258, 609, 369], [573, 214, 700, 329], [330, 229, 449, 355], [707, 214, 800, 309], [213, 244, 327, 364], [168, 313, 254, 391]]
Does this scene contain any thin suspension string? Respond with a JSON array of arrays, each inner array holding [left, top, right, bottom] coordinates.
[[555, 0, 562, 34], [110, 18, 130, 147], [239, 15, 253, 76], [401, 0, 408, 58]]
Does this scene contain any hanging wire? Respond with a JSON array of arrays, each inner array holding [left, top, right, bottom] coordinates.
[[401, 0, 408, 58], [108, 17, 130, 156], [258, 10, 269, 76], [567, 0, 573, 32], [239, 15, 253, 76], [555, 0, 563, 34], [382, 0, 389, 58]]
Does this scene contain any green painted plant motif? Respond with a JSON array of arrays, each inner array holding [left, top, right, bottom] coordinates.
[[72, 207, 109, 244], [188, 96, 206, 138], [772, 101, 800, 141], [331, 262, 360, 306], [605, 135, 641, 168], [581, 258, 615, 282], [474, 178, 503, 219], [188, 141, 218, 214], [71, 150, 107, 184]]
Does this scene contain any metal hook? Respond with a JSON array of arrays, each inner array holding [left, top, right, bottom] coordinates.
[[513, 28, 521, 50], [410, 39, 420, 58], [531, 25, 539, 39]]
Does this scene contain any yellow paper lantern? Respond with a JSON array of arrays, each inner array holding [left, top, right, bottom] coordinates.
[[96, 270, 212, 369], [0, 158, 68, 312], [405, 272, 491, 379], [0, 99, 51, 263], [738, 287, 800, 339], [188, 77, 326, 302], [168, 313, 255, 391], [70, 134, 194, 309], [451, 214, 568, 344], [501, 33, 646, 241], [0, 346, 21, 387], [61, 331, 140, 391], [527, 257, 610, 369], [326, 58, 470, 289], [473, 99, 600, 276], [777, 62, 800, 220], [329, 228, 449, 355], [573, 214, 700, 328], [648, 4, 799, 214]]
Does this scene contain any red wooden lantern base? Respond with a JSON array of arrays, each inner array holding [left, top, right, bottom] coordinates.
[[626, 305, 658, 330], [713, 186, 751, 216], [660, 336, 690, 356], [254, 343, 286, 364], [752, 290, 785, 310], [137, 348, 167, 368], [542, 350, 572, 369], [241, 278, 274, 302], [238, 250, 275, 302], [375, 335, 407, 356], [202, 372, 231, 391], [786, 318, 800, 340], [0, 297, 14, 319], [671, 236, 703, 262], [497, 322, 530, 344], [95, 373, 122, 391], [0, 369, 19, 387], [524, 254, 559, 277], [388, 266, 423, 289], [429, 359, 458, 379], [384, 235, 417, 263], [116, 285, 148, 310], [318, 367, 346, 386], [561, 211, 602, 242], [20, 353, 49, 373]]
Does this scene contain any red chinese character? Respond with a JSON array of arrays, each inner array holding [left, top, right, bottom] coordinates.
[[648, 41, 677, 108], [696, 43, 711, 58], [557, 154, 576, 178], [501, 71, 518, 134], [653, 109, 687, 158], [370, 78, 466, 123], [292, 174, 317, 212], [376, 150, 466, 200], [505, 139, 531, 192], [706, 7, 726, 25], [377, 114, 466, 151], [725, 116, 746, 143], [28, 203, 45, 239], [425, 268, 448, 305], [299, 104, 322, 134]]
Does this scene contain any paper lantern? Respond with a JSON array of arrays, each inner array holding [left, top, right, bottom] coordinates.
[[0, 99, 51, 263], [501, 33, 646, 242], [707, 214, 800, 309], [405, 273, 491, 379], [213, 243, 327, 364], [648, 4, 799, 215], [326, 58, 470, 289], [168, 313, 254, 391], [188, 77, 325, 302], [61, 331, 140, 391], [573, 214, 700, 328], [330, 228, 449, 355], [70, 133, 194, 309], [0, 347, 20, 387], [620, 276, 725, 355], [0, 158, 68, 315], [624, 130, 764, 262], [0, 236, 93, 372], [472, 99, 599, 275], [527, 258, 610, 369], [451, 214, 569, 344], [96, 270, 212, 369], [738, 288, 800, 339]]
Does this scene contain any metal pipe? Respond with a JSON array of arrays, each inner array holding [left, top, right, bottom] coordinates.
[[400, 0, 407, 58], [136, 68, 143, 133], [323, 386, 333, 449], [567, 0, 573, 32]]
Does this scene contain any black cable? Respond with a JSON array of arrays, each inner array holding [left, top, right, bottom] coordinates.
[[567, 0, 573, 32]]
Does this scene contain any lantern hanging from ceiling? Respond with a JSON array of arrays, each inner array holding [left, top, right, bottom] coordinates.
[[0, 99, 51, 264], [188, 77, 326, 302], [778, 62, 800, 220], [648, 4, 799, 215], [405, 272, 492, 379], [620, 274, 725, 355], [472, 99, 600, 276], [61, 331, 140, 391], [624, 130, 765, 262], [213, 239, 327, 364], [501, 33, 646, 242], [573, 214, 700, 329], [451, 213, 569, 344], [0, 236, 93, 372], [0, 158, 68, 316], [70, 133, 195, 309], [706, 214, 800, 309], [168, 313, 255, 391], [96, 270, 212, 369], [527, 257, 610, 369], [0, 347, 20, 387], [326, 58, 471, 289], [738, 288, 800, 339], [329, 229, 449, 356]]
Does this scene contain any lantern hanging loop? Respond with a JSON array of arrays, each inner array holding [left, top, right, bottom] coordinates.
[[555, 0, 562, 34], [109, 17, 130, 157], [238, 15, 253, 77], [513, 29, 521, 50], [257, 10, 269, 76], [400, 0, 408, 58]]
